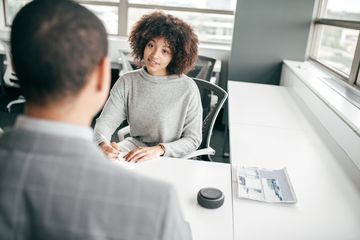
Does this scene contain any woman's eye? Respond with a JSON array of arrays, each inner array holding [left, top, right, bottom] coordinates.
[[162, 49, 169, 54], [147, 43, 154, 48]]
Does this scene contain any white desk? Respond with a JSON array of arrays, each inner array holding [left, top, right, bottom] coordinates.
[[228, 81, 305, 129], [127, 158, 233, 240], [228, 81, 360, 240]]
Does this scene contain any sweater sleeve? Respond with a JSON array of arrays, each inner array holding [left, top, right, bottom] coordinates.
[[161, 86, 202, 157], [94, 78, 127, 145]]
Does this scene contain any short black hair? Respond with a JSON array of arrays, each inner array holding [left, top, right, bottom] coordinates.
[[129, 11, 198, 75], [10, 0, 108, 105]]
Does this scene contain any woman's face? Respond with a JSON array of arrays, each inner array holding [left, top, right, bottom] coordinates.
[[143, 37, 172, 76]]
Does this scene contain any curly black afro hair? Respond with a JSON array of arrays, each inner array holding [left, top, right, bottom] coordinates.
[[129, 11, 198, 75]]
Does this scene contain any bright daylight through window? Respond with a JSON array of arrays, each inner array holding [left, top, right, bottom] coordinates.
[[3, 0, 236, 45], [311, 0, 360, 87]]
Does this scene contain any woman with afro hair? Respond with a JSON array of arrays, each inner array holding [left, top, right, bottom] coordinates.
[[94, 11, 202, 162]]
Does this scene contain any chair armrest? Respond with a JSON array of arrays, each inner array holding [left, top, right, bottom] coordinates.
[[183, 147, 216, 159], [117, 125, 130, 141], [6, 96, 25, 112]]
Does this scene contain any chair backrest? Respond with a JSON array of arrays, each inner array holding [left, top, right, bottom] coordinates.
[[118, 50, 133, 76], [187, 55, 216, 82], [0, 111, 18, 130], [0, 40, 19, 88], [195, 55, 216, 81], [193, 78, 228, 161]]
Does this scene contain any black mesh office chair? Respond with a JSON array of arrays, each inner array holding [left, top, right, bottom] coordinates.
[[187, 55, 216, 119], [187, 55, 216, 82], [195, 55, 216, 82], [118, 50, 134, 77], [0, 111, 18, 134], [0, 40, 25, 112], [183, 78, 228, 161]]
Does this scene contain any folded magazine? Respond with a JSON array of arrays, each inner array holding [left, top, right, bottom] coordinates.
[[236, 166, 297, 203]]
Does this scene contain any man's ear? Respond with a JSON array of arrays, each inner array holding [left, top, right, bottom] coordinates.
[[96, 56, 111, 92]]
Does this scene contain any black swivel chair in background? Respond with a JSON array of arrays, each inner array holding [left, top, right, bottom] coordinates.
[[194, 55, 216, 82], [118, 50, 134, 77], [0, 40, 25, 113], [187, 55, 216, 82]]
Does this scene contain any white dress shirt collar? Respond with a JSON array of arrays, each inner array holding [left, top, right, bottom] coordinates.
[[14, 115, 93, 141]]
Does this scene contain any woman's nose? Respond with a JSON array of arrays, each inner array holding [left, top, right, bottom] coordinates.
[[151, 48, 161, 58]]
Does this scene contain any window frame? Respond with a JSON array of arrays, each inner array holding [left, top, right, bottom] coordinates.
[[2, 0, 9, 26], [2, 0, 235, 44], [309, 0, 360, 87], [2, 0, 31, 26], [77, 0, 235, 44]]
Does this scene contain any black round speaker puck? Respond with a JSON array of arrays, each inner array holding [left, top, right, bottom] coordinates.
[[197, 187, 224, 209]]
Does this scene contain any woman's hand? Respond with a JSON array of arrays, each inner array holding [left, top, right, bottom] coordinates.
[[124, 145, 165, 163], [99, 142, 120, 160]]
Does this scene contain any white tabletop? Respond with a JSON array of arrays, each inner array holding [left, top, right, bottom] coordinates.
[[228, 81, 360, 240], [228, 81, 305, 130], [127, 158, 233, 240]]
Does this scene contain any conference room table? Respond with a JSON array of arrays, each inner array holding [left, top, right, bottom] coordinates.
[[228, 81, 360, 240]]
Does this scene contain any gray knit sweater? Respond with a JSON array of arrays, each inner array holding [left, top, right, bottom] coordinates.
[[94, 67, 202, 157]]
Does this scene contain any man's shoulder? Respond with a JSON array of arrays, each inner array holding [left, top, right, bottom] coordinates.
[[0, 128, 174, 204], [0, 128, 96, 154]]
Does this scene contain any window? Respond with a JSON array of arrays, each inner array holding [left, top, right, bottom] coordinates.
[[310, 0, 360, 87], [2, 0, 31, 26], [127, 7, 234, 43], [80, 3, 119, 35], [2, 0, 236, 45], [125, 0, 235, 44]]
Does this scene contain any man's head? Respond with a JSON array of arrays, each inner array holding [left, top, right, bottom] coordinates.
[[11, 0, 109, 111]]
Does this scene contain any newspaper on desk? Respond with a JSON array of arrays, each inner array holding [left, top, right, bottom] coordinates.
[[236, 166, 297, 203]]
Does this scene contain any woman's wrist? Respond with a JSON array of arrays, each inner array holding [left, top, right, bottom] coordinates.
[[158, 144, 166, 156]]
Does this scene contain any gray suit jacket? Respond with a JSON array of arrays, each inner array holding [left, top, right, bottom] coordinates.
[[0, 123, 191, 239]]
